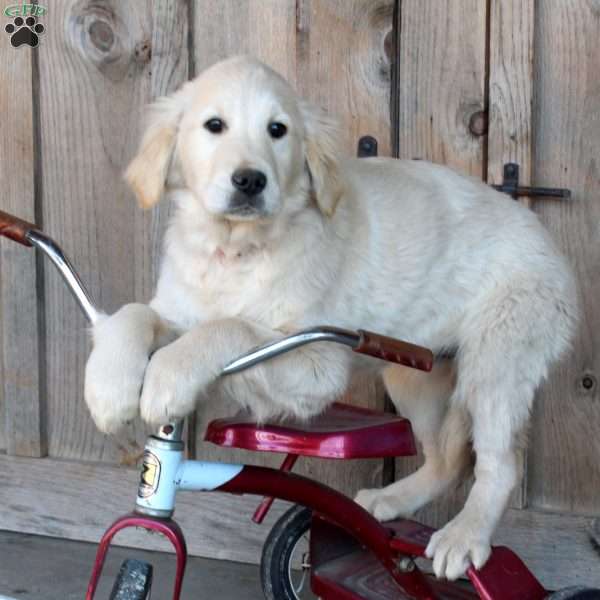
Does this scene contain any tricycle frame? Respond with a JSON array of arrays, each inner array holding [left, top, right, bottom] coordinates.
[[85, 425, 442, 600], [0, 208, 564, 599]]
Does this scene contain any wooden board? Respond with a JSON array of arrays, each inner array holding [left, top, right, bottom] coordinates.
[[1, 454, 598, 589], [487, 0, 535, 509], [190, 0, 296, 469], [393, 0, 488, 516], [36, 0, 188, 464], [527, 0, 600, 515], [0, 454, 291, 565], [0, 26, 44, 457], [295, 0, 395, 156], [494, 506, 600, 589], [192, 1, 297, 79], [191, 0, 394, 496], [487, 0, 534, 190], [396, 0, 487, 175]]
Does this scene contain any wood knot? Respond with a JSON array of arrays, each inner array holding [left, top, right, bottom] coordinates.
[[88, 19, 114, 52], [68, 1, 149, 81], [383, 28, 394, 62], [468, 110, 488, 137]]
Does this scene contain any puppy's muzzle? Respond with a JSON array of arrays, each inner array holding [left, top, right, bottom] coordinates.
[[227, 168, 267, 216]]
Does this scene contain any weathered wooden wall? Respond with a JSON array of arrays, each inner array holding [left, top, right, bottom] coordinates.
[[1, 0, 598, 590]]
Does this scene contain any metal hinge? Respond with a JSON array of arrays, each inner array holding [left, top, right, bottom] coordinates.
[[491, 163, 571, 200]]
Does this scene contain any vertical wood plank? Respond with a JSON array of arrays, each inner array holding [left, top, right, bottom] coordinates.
[[527, 0, 600, 515], [134, 2, 191, 304], [294, 0, 394, 492], [296, 0, 395, 156], [396, 0, 487, 175], [393, 0, 488, 527], [0, 30, 45, 457], [487, 0, 534, 509], [191, 0, 394, 497], [487, 0, 534, 189], [192, 1, 297, 79], [38, 0, 188, 463], [190, 0, 297, 472]]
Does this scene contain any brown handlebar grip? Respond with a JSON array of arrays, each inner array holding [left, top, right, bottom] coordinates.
[[0, 209, 37, 246], [354, 329, 434, 371]]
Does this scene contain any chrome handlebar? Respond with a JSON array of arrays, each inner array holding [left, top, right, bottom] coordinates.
[[221, 326, 361, 374], [26, 229, 101, 324]]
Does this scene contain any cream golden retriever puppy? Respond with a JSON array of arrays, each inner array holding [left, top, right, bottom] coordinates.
[[85, 56, 579, 580]]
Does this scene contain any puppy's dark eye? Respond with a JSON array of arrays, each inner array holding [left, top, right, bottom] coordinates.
[[204, 118, 225, 134], [268, 122, 287, 139]]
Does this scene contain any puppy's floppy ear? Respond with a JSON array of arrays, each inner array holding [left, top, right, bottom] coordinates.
[[300, 101, 344, 217], [124, 84, 192, 209]]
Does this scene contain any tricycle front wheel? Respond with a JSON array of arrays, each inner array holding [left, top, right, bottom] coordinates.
[[260, 504, 317, 600], [109, 559, 153, 600]]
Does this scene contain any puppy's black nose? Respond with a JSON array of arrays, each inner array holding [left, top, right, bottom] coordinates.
[[231, 169, 267, 197]]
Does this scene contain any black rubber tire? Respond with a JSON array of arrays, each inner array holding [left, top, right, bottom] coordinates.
[[109, 559, 153, 600], [546, 588, 600, 599], [260, 504, 314, 600]]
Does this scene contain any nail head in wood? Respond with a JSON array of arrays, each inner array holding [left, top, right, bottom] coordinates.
[[357, 135, 378, 158]]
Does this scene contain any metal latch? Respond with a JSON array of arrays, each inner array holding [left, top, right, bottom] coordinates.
[[356, 141, 571, 201], [492, 163, 571, 200]]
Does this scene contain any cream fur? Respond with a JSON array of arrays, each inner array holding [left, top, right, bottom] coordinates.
[[85, 56, 579, 580]]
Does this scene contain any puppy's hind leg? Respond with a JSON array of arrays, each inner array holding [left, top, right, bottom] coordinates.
[[426, 279, 578, 580], [425, 382, 526, 581], [355, 359, 472, 522]]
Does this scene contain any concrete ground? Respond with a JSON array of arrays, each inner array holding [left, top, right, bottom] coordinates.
[[0, 530, 263, 599]]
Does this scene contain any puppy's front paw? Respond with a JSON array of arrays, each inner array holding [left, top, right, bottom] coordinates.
[[84, 343, 147, 434], [84, 303, 159, 433], [425, 514, 491, 580], [140, 343, 216, 426]]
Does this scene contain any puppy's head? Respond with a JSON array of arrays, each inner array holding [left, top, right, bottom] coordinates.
[[125, 56, 343, 222]]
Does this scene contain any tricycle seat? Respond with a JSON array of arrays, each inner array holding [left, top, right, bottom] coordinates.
[[205, 402, 416, 459]]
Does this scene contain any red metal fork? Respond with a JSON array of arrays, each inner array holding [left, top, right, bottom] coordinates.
[[85, 512, 188, 600]]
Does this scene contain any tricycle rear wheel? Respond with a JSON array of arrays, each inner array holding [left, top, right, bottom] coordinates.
[[260, 504, 317, 600]]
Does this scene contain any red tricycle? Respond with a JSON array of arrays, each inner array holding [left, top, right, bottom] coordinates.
[[0, 209, 596, 600]]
